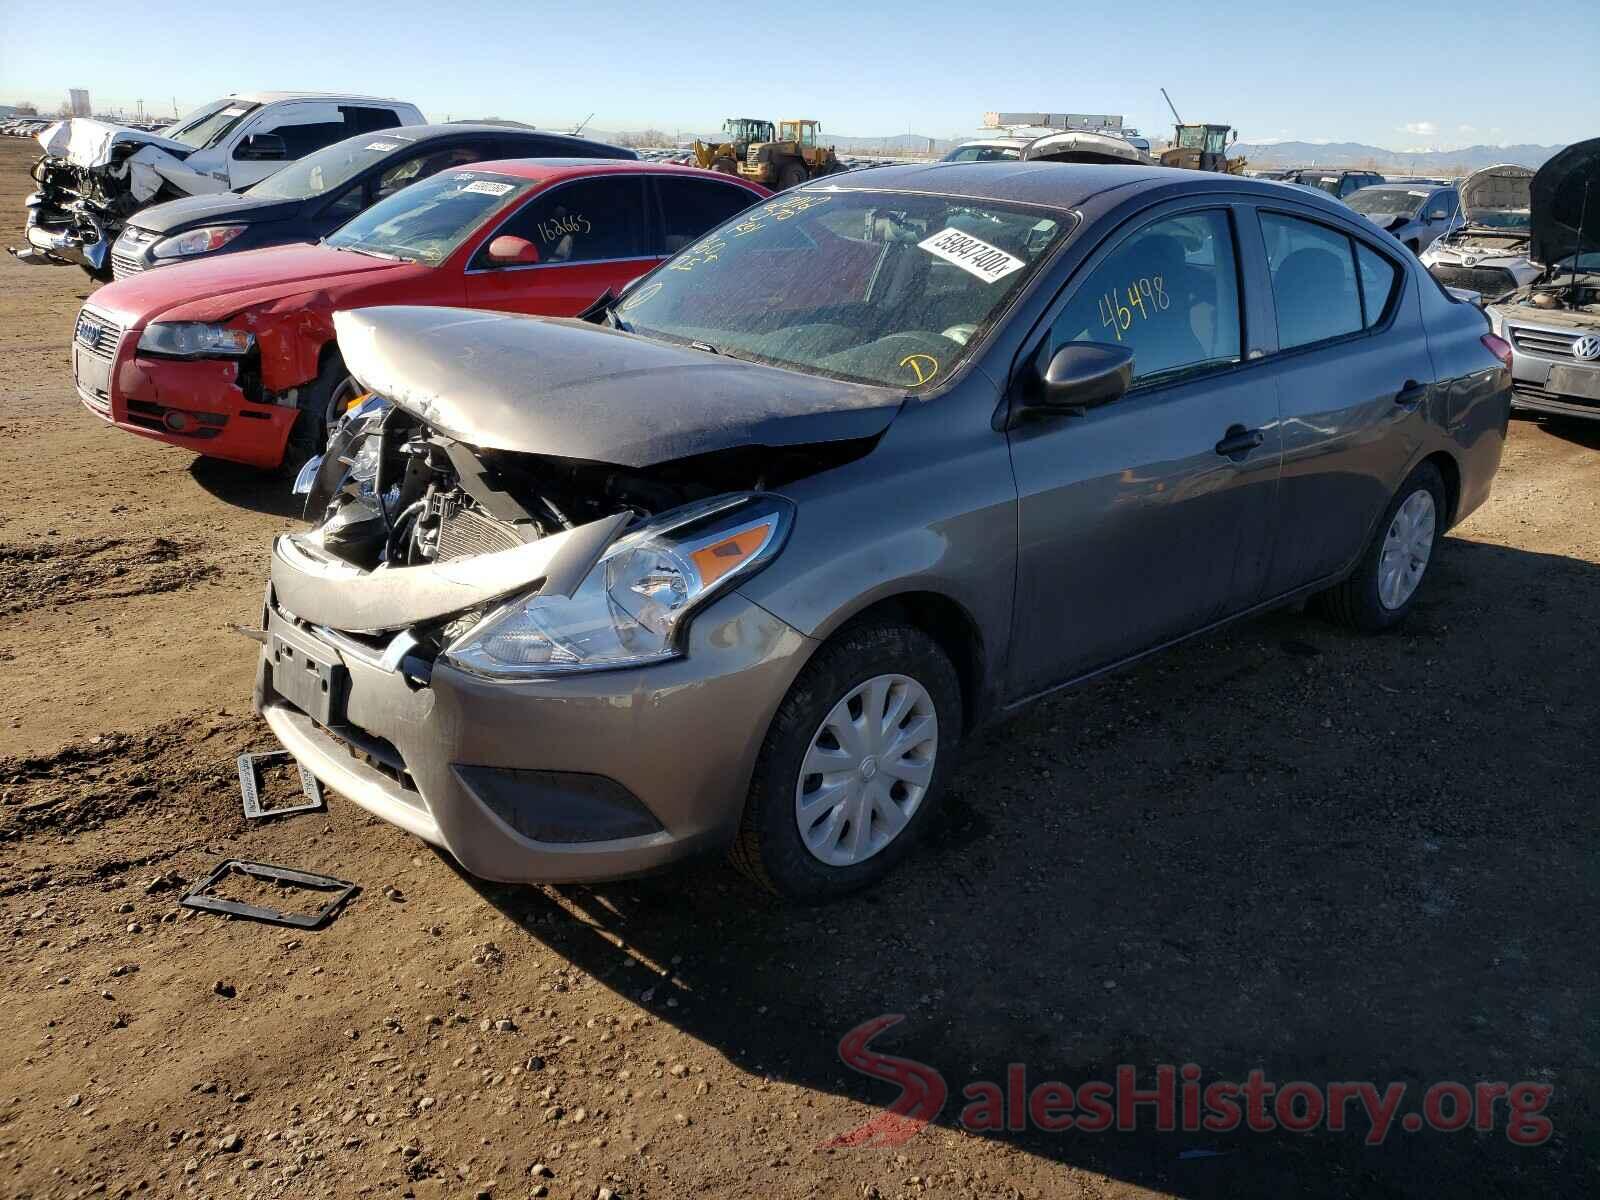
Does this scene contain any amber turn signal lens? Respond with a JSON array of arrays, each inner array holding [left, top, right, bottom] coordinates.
[[688, 521, 775, 587]]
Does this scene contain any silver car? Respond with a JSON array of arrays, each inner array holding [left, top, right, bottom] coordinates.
[[257, 165, 1511, 901]]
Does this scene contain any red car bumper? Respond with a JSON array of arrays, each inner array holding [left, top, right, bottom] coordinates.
[[73, 311, 299, 470]]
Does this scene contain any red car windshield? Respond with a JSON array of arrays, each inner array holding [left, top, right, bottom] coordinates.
[[323, 170, 533, 266]]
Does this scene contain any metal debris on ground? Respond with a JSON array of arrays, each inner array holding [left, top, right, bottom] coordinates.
[[237, 749, 324, 819], [179, 860, 359, 929]]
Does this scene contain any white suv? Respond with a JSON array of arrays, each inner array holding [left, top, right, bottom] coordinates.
[[15, 92, 425, 277]]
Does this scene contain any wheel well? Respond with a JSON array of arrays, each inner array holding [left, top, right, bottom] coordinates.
[[837, 592, 986, 734], [1422, 450, 1461, 526]]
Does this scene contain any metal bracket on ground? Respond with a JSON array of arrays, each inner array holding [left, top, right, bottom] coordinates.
[[179, 860, 360, 929], [238, 749, 325, 819]]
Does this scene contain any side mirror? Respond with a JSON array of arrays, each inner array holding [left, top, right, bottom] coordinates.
[[1022, 342, 1134, 418], [236, 133, 287, 161], [1428, 209, 1449, 221], [486, 235, 540, 265]]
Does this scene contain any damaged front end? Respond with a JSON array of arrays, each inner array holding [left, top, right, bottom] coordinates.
[[11, 121, 220, 275], [256, 305, 893, 880]]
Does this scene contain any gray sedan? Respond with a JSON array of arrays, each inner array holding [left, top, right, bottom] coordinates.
[[257, 164, 1511, 902]]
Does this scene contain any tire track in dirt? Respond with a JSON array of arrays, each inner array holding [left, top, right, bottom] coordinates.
[[0, 714, 257, 851], [0, 534, 220, 618]]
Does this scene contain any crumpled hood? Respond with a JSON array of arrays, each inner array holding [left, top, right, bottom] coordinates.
[[37, 118, 194, 168], [1457, 164, 1533, 228], [1021, 130, 1145, 165], [1531, 137, 1600, 267], [334, 306, 906, 468], [125, 190, 300, 236]]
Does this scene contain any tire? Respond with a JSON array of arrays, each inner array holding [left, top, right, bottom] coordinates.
[[1314, 461, 1446, 631], [777, 162, 808, 191], [731, 620, 962, 903], [712, 156, 737, 175], [280, 357, 358, 474]]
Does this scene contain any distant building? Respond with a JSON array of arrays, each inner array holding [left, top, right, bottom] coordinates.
[[68, 89, 91, 118]]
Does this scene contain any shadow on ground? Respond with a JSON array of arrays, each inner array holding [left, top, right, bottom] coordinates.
[[453, 535, 1594, 1197], [188, 454, 306, 520]]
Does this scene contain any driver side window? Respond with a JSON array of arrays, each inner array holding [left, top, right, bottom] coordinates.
[[1050, 210, 1243, 385]]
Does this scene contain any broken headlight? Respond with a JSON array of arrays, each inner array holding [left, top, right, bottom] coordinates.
[[151, 224, 247, 259], [444, 495, 792, 679], [137, 321, 254, 358]]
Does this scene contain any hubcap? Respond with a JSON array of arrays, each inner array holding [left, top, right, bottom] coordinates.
[[1378, 488, 1436, 610], [794, 674, 938, 867]]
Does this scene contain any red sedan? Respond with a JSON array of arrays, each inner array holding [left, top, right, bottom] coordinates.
[[71, 160, 771, 468]]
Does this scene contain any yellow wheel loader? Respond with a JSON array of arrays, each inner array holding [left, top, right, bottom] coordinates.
[[692, 118, 775, 175], [738, 120, 844, 190]]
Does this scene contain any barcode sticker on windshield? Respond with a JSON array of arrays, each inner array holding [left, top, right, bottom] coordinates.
[[918, 227, 1025, 284], [366, 141, 400, 151], [462, 180, 514, 196]]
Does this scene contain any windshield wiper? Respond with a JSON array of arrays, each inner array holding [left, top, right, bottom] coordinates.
[[688, 340, 722, 355], [328, 242, 412, 263]]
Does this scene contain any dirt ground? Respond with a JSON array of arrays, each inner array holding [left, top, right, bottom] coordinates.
[[0, 135, 1594, 1200]]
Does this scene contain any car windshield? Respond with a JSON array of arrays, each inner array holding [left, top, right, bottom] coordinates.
[[161, 99, 260, 150], [1348, 189, 1425, 218], [617, 189, 1072, 390], [250, 133, 413, 199], [1468, 210, 1531, 231], [942, 144, 1022, 162], [323, 169, 532, 266]]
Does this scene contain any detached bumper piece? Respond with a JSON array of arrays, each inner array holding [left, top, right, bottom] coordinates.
[[179, 860, 360, 929]]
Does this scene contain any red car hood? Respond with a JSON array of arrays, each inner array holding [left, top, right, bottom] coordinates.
[[89, 243, 412, 327]]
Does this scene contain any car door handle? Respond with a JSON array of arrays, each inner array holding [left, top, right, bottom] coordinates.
[[1395, 379, 1429, 408], [1215, 424, 1265, 458]]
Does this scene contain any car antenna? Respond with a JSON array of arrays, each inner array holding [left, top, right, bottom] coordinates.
[[570, 112, 594, 137], [1567, 177, 1590, 306]]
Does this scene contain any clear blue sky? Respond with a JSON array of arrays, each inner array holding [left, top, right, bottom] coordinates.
[[4, 0, 1596, 148]]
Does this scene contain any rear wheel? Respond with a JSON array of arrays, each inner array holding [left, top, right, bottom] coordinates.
[[777, 162, 808, 191], [1314, 461, 1446, 631], [731, 620, 962, 902]]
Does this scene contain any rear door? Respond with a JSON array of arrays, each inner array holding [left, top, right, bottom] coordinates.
[[651, 174, 761, 255], [461, 174, 656, 315], [1243, 204, 1432, 594], [1005, 201, 1283, 698]]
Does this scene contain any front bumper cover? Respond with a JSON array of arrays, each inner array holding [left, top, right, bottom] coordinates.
[[254, 584, 815, 884]]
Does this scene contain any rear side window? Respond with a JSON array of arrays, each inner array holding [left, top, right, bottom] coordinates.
[[342, 106, 404, 135], [655, 177, 758, 254], [1261, 213, 1363, 349], [1355, 243, 1400, 327], [1050, 209, 1243, 386], [479, 176, 647, 267]]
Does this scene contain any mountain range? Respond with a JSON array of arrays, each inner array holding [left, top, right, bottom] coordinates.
[[1231, 141, 1565, 172]]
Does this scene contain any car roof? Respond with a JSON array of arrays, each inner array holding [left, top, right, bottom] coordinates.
[[227, 91, 414, 105], [362, 123, 625, 148], [792, 160, 1345, 214], [459, 158, 765, 185]]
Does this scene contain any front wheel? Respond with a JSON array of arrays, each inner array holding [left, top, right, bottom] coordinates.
[[777, 162, 808, 191], [1314, 461, 1446, 631], [731, 621, 962, 902]]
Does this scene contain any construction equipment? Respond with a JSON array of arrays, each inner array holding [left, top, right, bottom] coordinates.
[[738, 120, 843, 190], [692, 118, 775, 175], [1156, 89, 1247, 174]]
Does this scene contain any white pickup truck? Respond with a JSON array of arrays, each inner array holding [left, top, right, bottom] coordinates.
[[13, 91, 425, 277]]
